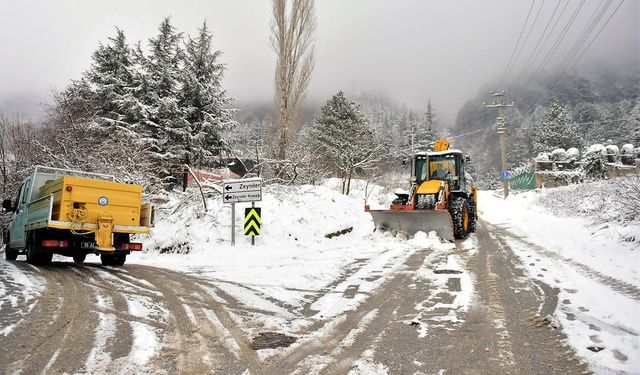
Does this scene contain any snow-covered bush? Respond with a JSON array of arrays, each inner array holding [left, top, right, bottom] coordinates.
[[566, 147, 580, 160], [534, 152, 550, 162], [585, 144, 606, 157], [635, 147, 640, 160], [615, 173, 640, 223], [583, 148, 607, 180], [621, 144, 635, 165], [551, 148, 567, 161], [605, 145, 620, 164]]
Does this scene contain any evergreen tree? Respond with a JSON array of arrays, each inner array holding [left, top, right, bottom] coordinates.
[[181, 22, 236, 168], [141, 18, 186, 186], [86, 29, 135, 124], [311, 91, 382, 194], [532, 101, 583, 153]]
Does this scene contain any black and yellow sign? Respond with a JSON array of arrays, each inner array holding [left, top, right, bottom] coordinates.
[[244, 207, 261, 236]]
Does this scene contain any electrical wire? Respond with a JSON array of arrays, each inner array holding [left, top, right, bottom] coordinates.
[[571, 0, 626, 66], [517, 0, 563, 80], [558, 0, 613, 70], [448, 116, 637, 140], [500, 0, 537, 83], [533, 0, 587, 76], [505, 0, 547, 81]]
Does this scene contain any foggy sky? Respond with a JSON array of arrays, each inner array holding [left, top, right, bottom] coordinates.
[[0, 0, 637, 126]]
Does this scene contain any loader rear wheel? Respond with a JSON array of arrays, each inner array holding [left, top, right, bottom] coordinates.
[[467, 198, 477, 233], [449, 197, 470, 240]]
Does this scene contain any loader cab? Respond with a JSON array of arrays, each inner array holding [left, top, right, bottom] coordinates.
[[414, 151, 466, 191]]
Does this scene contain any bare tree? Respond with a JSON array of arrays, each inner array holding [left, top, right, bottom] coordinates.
[[270, 0, 316, 162]]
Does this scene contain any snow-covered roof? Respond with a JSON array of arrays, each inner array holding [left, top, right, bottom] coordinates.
[[415, 149, 464, 156]]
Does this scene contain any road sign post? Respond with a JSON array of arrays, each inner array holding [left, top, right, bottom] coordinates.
[[223, 178, 262, 246], [231, 202, 235, 246]]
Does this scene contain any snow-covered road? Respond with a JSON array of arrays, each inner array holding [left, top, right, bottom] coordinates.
[[1, 184, 637, 374]]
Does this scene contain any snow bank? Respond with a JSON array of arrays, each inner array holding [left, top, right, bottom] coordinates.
[[479, 188, 640, 373]]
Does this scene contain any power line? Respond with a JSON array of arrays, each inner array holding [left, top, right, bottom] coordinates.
[[547, 0, 625, 92], [525, 0, 571, 80], [500, 0, 537, 83], [517, 0, 563, 80], [571, 0, 626, 66], [533, 0, 587, 76], [558, 0, 612, 70], [505, 0, 546, 81], [448, 116, 637, 140]]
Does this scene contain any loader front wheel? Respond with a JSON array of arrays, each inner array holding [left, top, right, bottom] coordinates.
[[449, 197, 470, 240]]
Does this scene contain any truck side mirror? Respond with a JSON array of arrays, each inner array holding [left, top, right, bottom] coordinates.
[[2, 199, 14, 212]]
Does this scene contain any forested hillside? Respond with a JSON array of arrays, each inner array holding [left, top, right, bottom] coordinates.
[[453, 69, 640, 187]]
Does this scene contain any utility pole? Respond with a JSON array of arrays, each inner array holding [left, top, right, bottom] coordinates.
[[484, 91, 514, 198]]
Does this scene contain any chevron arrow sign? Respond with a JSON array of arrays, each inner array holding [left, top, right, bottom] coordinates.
[[244, 207, 261, 236]]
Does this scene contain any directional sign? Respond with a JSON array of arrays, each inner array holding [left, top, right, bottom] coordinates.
[[223, 177, 262, 203], [244, 207, 261, 236], [500, 171, 510, 180]]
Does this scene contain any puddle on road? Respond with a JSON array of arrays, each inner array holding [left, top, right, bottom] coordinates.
[[250, 332, 297, 350]]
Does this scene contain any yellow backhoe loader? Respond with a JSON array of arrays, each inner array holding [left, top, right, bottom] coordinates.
[[368, 139, 477, 241]]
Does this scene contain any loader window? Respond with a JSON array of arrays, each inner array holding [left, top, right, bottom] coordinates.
[[428, 154, 463, 190], [415, 156, 429, 184], [429, 156, 456, 181]]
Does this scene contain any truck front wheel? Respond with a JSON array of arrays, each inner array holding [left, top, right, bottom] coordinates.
[[73, 253, 86, 264], [5, 246, 18, 261], [4, 233, 18, 261]]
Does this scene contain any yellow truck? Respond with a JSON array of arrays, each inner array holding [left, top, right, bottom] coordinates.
[[2, 166, 153, 266]]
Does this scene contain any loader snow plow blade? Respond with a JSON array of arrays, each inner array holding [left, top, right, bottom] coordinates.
[[369, 210, 455, 242]]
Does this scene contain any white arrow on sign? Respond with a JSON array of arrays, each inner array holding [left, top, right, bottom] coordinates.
[[223, 191, 262, 203]]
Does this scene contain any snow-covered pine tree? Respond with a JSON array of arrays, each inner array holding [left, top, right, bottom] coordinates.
[[181, 22, 236, 169], [141, 18, 186, 187], [532, 101, 584, 154], [311, 91, 383, 194], [85, 28, 135, 126]]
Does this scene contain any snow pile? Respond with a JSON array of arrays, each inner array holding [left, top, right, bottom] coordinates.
[[536, 178, 640, 231]]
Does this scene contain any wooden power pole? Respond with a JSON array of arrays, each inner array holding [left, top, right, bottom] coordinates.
[[484, 91, 514, 198]]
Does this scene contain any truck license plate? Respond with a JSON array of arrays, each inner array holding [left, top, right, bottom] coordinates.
[[81, 242, 96, 249]]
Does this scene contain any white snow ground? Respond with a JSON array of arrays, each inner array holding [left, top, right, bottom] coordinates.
[[479, 188, 640, 374]]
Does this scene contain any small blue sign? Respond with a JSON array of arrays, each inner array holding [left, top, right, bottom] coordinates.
[[500, 171, 510, 180]]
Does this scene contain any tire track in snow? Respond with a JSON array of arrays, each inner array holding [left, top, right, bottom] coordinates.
[[488, 223, 640, 301]]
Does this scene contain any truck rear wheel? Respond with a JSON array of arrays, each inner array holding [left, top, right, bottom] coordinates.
[[26, 233, 52, 265], [101, 253, 126, 267], [73, 254, 86, 264]]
